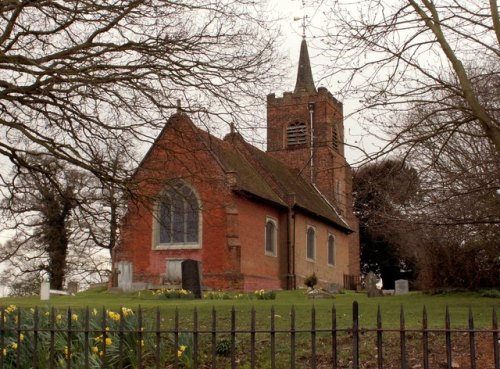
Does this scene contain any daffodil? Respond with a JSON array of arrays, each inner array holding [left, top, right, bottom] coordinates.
[[64, 346, 72, 359], [177, 345, 187, 358]]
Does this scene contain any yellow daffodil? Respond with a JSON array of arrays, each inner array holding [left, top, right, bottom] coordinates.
[[64, 346, 72, 359]]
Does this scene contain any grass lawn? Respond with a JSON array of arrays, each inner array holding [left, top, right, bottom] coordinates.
[[0, 288, 498, 369], [1, 288, 498, 329]]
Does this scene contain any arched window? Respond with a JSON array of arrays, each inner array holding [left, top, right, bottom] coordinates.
[[287, 121, 307, 146], [155, 182, 200, 249], [306, 226, 316, 261], [265, 218, 277, 256], [327, 234, 335, 266]]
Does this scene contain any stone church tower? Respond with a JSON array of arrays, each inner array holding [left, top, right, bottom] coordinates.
[[266, 38, 360, 279]]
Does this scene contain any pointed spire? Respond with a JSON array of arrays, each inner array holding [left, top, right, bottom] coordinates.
[[294, 38, 316, 95]]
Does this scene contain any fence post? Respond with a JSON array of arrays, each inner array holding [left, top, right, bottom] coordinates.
[[250, 307, 256, 369], [311, 305, 316, 369], [493, 306, 498, 369], [377, 305, 383, 369], [231, 306, 236, 369], [422, 306, 429, 369], [212, 307, 217, 369], [271, 306, 276, 369], [469, 307, 476, 369], [290, 305, 296, 369], [332, 305, 337, 369], [193, 307, 199, 369], [352, 301, 359, 369], [0, 308, 4, 369], [400, 305, 407, 369], [445, 306, 452, 369]]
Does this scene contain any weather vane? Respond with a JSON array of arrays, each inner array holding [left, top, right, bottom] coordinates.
[[293, 0, 309, 39]]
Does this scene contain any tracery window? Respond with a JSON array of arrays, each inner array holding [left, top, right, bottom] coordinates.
[[155, 182, 200, 249]]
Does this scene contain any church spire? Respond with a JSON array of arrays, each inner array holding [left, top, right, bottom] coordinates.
[[293, 38, 316, 95]]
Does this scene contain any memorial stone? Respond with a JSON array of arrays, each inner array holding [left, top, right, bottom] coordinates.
[[181, 259, 202, 299], [395, 279, 409, 295], [67, 281, 79, 295], [366, 271, 382, 297]]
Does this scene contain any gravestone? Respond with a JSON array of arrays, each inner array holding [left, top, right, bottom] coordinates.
[[40, 281, 50, 301], [181, 259, 202, 299], [366, 271, 382, 298], [117, 261, 133, 292], [67, 281, 79, 295], [395, 279, 409, 295]]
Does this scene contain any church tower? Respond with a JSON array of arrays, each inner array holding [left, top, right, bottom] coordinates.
[[266, 38, 351, 217]]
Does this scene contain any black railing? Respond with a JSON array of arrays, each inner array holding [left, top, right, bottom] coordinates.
[[0, 302, 498, 369]]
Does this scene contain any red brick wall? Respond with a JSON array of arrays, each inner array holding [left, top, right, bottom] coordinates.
[[116, 114, 240, 289], [292, 213, 351, 289], [266, 87, 360, 280], [235, 197, 287, 291]]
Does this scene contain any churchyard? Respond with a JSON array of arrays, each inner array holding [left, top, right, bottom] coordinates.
[[1, 287, 498, 368]]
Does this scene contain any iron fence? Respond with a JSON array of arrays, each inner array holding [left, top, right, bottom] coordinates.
[[0, 302, 498, 369]]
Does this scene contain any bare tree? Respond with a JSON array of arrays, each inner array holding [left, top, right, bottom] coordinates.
[[0, 0, 282, 183], [0, 154, 124, 289], [316, 0, 500, 157]]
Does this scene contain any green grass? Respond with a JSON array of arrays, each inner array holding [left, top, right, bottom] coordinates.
[[1, 289, 498, 369], [1, 288, 498, 329]]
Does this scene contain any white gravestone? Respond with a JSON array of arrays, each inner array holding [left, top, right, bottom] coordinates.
[[395, 279, 409, 295]]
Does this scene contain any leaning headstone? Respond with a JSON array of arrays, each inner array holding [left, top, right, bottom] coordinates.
[[40, 281, 50, 301], [395, 279, 409, 295], [67, 281, 79, 295], [366, 271, 382, 297], [181, 259, 202, 299]]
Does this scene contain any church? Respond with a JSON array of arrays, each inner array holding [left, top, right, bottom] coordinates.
[[113, 38, 360, 291]]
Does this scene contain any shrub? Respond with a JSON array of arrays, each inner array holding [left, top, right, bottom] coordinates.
[[304, 273, 318, 289]]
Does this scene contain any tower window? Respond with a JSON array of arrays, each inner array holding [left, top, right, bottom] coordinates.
[[287, 122, 307, 146], [332, 124, 339, 150]]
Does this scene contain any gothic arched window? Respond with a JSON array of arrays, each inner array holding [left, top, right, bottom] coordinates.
[[327, 234, 335, 266], [287, 121, 307, 146], [265, 218, 277, 256], [306, 226, 316, 261], [154, 182, 200, 249]]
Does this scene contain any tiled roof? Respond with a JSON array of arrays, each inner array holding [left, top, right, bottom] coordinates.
[[196, 126, 351, 233]]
